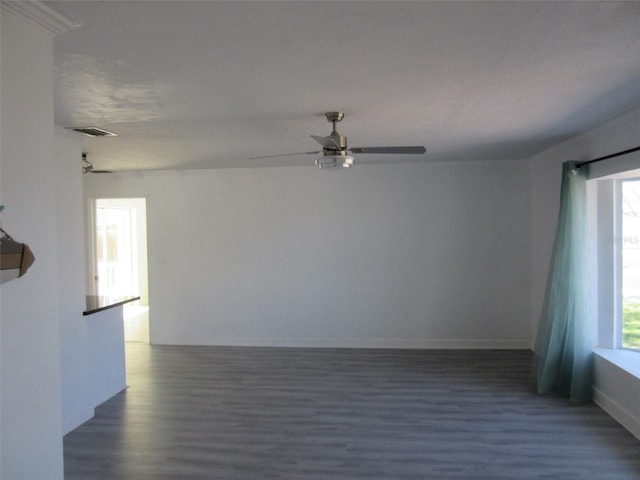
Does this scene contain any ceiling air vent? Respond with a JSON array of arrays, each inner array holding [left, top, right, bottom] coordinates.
[[68, 126, 118, 137]]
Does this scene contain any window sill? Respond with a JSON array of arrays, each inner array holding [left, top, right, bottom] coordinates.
[[593, 347, 640, 380]]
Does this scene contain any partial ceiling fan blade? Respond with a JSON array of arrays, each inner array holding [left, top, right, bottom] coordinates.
[[250, 151, 321, 160], [350, 146, 427, 155], [310, 135, 341, 149]]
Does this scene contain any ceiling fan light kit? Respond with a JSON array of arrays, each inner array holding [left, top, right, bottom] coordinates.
[[315, 152, 354, 169], [251, 112, 426, 168]]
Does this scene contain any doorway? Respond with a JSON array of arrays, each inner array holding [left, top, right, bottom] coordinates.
[[94, 198, 149, 343]]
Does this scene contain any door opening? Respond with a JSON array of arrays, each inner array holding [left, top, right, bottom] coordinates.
[[94, 198, 149, 343]]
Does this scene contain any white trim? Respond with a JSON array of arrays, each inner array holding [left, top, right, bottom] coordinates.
[[594, 347, 640, 379], [593, 386, 640, 441], [613, 179, 624, 348], [1, 1, 81, 36], [85, 197, 98, 296], [61, 406, 94, 436], [151, 337, 531, 350], [93, 386, 127, 410]]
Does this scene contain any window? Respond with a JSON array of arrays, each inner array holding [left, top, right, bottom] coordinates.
[[589, 165, 640, 352], [621, 180, 640, 349], [95, 204, 136, 297], [92, 197, 150, 343]]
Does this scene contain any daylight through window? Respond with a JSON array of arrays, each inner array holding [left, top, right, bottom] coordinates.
[[621, 180, 640, 349]]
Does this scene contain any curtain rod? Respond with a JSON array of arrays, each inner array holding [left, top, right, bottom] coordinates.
[[576, 145, 640, 169]]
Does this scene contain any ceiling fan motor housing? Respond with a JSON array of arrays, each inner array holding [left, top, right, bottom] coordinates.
[[324, 112, 348, 150], [326, 134, 348, 151]]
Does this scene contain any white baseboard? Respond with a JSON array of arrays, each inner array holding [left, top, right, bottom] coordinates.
[[593, 386, 640, 440], [62, 406, 94, 436], [153, 337, 531, 350], [93, 384, 127, 410]]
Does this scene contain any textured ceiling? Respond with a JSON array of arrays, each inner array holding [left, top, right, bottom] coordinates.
[[48, 1, 640, 171]]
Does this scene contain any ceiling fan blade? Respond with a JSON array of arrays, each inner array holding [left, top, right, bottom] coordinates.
[[250, 151, 321, 160], [350, 146, 426, 155], [310, 135, 341, 149]]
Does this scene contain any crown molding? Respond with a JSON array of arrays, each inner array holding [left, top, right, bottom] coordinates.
[[1, 1, 82, 36]]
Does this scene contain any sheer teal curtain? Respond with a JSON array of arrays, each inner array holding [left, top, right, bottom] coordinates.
[[533, 160, 593, 404]]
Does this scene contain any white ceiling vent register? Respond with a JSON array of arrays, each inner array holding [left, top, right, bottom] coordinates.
[[69, 127, 118, 137]]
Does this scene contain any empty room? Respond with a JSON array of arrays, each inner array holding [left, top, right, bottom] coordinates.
[[2, 1, 640, 478]]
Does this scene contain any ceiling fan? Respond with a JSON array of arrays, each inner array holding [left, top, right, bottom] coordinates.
[[251, 112, 426, 168], [82, 153, 112, 174]]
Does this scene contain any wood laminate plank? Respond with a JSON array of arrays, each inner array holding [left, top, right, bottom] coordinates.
[[64, 345, 640, 479]]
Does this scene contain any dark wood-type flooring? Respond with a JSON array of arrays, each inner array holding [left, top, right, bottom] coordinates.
[[64, 344, 640, 479]]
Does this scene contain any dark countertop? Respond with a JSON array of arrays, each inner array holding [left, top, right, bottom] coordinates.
[[84, 295, 141, 316]]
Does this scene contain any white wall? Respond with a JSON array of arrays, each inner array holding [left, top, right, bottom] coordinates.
[[84, 160, 531, 348], [56, 128, 93, 435], [0, 7, 64, 478], [528, 105, 640, 439]]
